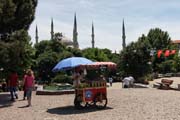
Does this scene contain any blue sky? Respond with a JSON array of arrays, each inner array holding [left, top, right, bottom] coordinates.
[[29, 0, 180, 52]]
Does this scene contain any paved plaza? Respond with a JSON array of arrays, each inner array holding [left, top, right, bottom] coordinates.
[[1, 77, 180, 120]]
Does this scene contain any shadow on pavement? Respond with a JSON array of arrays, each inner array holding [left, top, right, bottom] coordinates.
[[47, 105, 113, 115], [0, 93, 13, 108], [157, 87, 180, 91], [133, 84, 149, 88], [18, 105, 29, 108]]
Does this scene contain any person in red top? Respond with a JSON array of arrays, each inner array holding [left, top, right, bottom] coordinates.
[[23, 69, 35, 107], [8, 70, 19, 101]]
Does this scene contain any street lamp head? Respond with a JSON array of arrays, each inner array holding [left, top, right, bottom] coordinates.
[[150, 49, 156, 56]]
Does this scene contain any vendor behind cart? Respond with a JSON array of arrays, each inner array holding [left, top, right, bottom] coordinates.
[[72, 67, 82, 87]]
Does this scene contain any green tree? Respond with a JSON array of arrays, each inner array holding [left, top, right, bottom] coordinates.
[[147, 28, 171, 50], [34, 40, 63, 82], [34, 39, 82, 83], [0, 0, 37, 80], [157, 60, 176, 73], [0, 30, 35, 76], [147, 28, 177, 73], [118, 36, 151, 80], [101, 48, 119, 63], [0, 0, 38, 40], [66, 47, 82, 57], [36, 51, 58, 83], [173, 55, 180, 72], [82, 48, 109, 61], [34, 40, 67, 57], [118, 28, 178, 81]]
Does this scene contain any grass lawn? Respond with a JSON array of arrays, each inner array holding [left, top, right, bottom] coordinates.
[[44, 84, 73, 90]]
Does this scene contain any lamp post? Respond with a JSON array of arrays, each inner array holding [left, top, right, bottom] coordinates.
[[0, 68, 4, 79], [149, 48, 156, 78]]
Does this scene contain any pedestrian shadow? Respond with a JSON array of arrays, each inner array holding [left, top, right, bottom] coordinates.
[[18, 99, 25, 101], [0, 93, 13, 108], [47, 105, 113, 115], [18, 105, 29, 108]]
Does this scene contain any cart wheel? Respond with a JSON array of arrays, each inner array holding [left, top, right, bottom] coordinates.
[[85, 101, 94, 108], [94, 93, 107, 109], [74, 95, 87, 109]]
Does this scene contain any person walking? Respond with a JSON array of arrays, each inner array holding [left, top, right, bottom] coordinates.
[[108, 76, 113, 87], [8, 70, 19, 101], [23, 69, 35, 107]]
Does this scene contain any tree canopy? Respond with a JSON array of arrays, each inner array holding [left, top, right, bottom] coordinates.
[[0, 0, 37, 81], [0, 0, 37, 40], [118, 28, 179, 82], [147, 28, 171, 50]]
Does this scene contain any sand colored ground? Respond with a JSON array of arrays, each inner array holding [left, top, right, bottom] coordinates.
[[0, 77, 180, 120]]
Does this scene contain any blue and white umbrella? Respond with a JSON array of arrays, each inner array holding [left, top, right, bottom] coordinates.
[[52, 57, 93, 72]]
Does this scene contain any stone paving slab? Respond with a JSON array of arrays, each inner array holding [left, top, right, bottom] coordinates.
[[1, 77, 180, 120]]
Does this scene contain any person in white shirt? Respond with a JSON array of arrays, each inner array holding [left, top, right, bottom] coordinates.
[[122, 77, 131, 88], [129, 76, 135, 88], [72, 68, 82, 87], [73, 72, 80, 87]]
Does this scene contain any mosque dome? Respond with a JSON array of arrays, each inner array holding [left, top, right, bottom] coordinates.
[[61, 36, 74, 46], [54, 32, 74, 47]]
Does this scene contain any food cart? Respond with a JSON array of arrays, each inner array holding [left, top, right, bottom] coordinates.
[[74, 62, 117, 109]]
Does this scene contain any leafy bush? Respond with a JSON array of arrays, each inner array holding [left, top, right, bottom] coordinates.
[[157, 60, 176, 74], [136, 74, 152, 84], [44, 83, 73, 90], [52, 74, 72, 84], [144, 74, 153, 81]]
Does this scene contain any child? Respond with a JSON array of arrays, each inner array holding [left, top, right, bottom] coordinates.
[[108, 77, 113, 87]]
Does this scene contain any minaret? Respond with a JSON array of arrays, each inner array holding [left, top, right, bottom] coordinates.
[[73, 13, 79, 49], [51, 18, 54, 40], [35, 25, 39, 44], [91, 22, 95, 48], [122, 19, 126, 50]]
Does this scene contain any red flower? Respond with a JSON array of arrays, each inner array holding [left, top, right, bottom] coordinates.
[[164, 50, 170, 57], [170, 50, 176, 55], [157, 50, 163, 58]]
